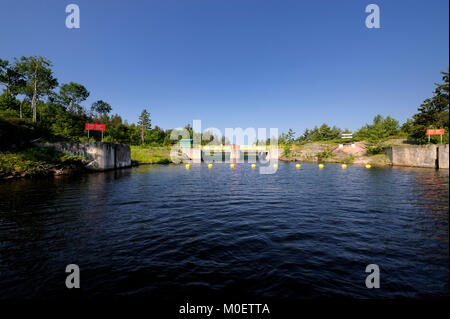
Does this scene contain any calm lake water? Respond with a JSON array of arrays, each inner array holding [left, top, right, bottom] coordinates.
[[0, 162, 448, 299]]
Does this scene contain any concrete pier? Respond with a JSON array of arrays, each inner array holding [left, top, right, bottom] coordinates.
[[383, 144, 449, 169], [36, 142, 131, 171]]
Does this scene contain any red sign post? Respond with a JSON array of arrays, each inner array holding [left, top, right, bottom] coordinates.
[[426, 129, 445, 143], [85, 123, 106, 141]]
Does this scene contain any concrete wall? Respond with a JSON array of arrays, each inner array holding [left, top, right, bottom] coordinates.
[[114, 143, 132, 168], [36, 142, 131, 171], [438, 144, 449, 169], [383, 144, 449, 169]]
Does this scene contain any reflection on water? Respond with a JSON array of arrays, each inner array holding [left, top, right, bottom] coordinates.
[[0, 163, 448, 299]]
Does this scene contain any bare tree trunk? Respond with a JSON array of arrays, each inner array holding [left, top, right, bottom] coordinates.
[[141, 126, 145, 145], [20, 100, 23, 119], [31, 64, 38, 122]]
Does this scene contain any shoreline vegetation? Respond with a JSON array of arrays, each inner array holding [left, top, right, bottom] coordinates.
[[0, 146, 86, 180], [0, 55, 448, 180]]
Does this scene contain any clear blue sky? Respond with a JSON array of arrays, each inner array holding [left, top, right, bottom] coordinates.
[[1, 0, 448, 136]]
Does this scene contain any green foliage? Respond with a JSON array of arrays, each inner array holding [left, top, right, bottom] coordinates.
[[91, 100, 112, 116], [298, 124, 342, 142], [79, 136, 96, 142], [53, 82, 90, 114], [408, 70, 449, 144], [15, 56, 58, 122], [366, 145, 384, 155], [0, 146, 85, 177], [59, 154, 86, 168], [283, 147, 291, 157], [138, 109, 151, 145], [342, 155, 355, 163], [0, 116, 51, 150], [281, 128, 295, 156], [355, 115, 399, 145], [0, 58, 26, 97], [316, 149, 335, 160]]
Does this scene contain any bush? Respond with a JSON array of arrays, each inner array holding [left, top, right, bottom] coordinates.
[[0, 146, 85, 177], [342, 155, 355, 163], [79, 136, 96, 142], [102, 136, 115, 143], [366, 145, 384, 155], [60, 154, 86, 168], [316, 150, 335, 159], [283, 146, 291, 157]]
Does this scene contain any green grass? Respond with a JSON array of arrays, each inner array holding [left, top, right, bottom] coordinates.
[[0, 146, 85, 178], [130, 146, 173, 164], [367, 153, 392, 166]]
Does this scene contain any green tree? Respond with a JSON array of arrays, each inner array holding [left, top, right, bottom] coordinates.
[[409, 70, 449, 143], [319, 123, 332, 140], [282, 128, 296, 156], [356, 114, 398, 145], [91, 100, 112, 117], [54, 82, 90, 114], [286, 128, 296, 144], [138, 109, 151, 145], [15, 56, 58, 122], [0, 58, 25, 97]]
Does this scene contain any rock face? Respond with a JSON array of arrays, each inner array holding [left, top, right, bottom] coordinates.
[[36, 142, 131, 171], [383, 144, 449, 169], [286, 142, 368, 163]]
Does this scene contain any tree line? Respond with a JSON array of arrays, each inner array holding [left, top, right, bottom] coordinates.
[[1, 56, 448, 147], [276, 70, 449, 146], [0, 56, 186, 146]]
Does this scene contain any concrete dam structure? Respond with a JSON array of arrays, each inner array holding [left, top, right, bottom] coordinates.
[[383, 144, 449, 169], [179, 145, 279, 163], [36, 142, 132, 171]]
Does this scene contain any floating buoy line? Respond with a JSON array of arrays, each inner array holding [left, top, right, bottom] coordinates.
[[184, 163, 373, 170]]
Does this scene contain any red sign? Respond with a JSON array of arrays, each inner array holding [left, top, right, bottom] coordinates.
[[85, 123, 106, 131], [426, 129, 445, 135]]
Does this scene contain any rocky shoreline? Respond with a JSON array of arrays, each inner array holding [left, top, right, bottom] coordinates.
[[279, 141, 392, 166]]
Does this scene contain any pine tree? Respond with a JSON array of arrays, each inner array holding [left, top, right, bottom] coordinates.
[[138, 109, 151, 145]]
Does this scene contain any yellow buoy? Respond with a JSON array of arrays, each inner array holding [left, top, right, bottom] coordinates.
[[319, 164, 324, 168], [251, 164, 256, 168], [208, 163, 213, 168], [185, 164, 190, 169], [230, 164, 235, 168], [342, 164, 347, 168], [296, 164, 301, 168], [365, 164, 371, 169], [273, 164, 278, 168]]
